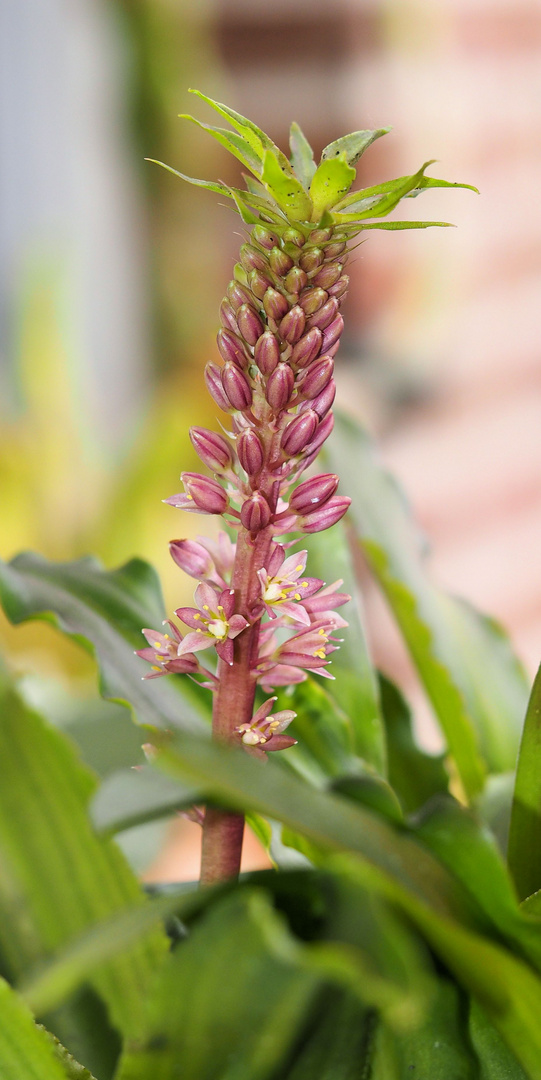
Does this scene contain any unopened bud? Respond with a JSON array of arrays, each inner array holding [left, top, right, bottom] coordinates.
[[205, 362, 232, 412], [304, 411, 334, 457], [240, 243, 269, 273], [263, 287, 289, 321], [314, 263, 343, 290], [248, 269, 274, 300], [284, 266, 308, 295], [227, 281, 253, 311], [220, 299, 239, 334], [169, 538, 214, 578], [190, 426, 233, 471], [217, 329, 250, 369], [266, 363, 294, 411], [283, 227, 305, 248], [237, 304, 264, 347], [237, 429, 264, 475], [291, 327, 323, 369], [324, 241, 347, 259], [289, 473, 339, 514], [311, 378, 336, 418], [328, 275, 350, 299], [254, 331, 280, 376], [279, 305, 306, 345], [310, 227, 333, 244], [321, 314, 344, 353], [299, 287, 328, 316], [300, 247, 324, 273], [269, 246, 294, 277], [307, 297, 339, 331], [241, 492, 272, 532], [222, 362, 253, 411], [300, 495, 351, 533], [252, 224, 280, 250], [281, 409, 319, 456], [182, 473, 229, 514], [298, 357, 334, 400]]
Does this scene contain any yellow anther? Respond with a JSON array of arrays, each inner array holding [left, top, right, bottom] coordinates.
[[294, 593, 301, 601], [163, 633, 170, 639], [193, 613, 200, 620], [151, 665, 161, 671], [203, 605, 210, 611], [295, 564, 303, 572], [314, 649, 326, 659], [318, 628, 326, 636], [301, 581, 309, 588]]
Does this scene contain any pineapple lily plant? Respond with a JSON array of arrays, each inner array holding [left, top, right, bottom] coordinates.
[[0, 92, 540, 1078]]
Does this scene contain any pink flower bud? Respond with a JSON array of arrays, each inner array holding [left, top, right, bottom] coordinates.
[[237, 303, 264, 347], [227, 280, 253, 310], [298, 357, 334, 400], [241, 492, 272, 532], [299, 287, 327, 316], [324, 241, 347, 259], [263, 287, 289, 321], [310, 377, 336, 418], [314, 263, 342, 289], [283, 226, 305, 248], [217, 329, 250, 370], [310, 227, 333, 243], [281, 409, 319, 456], [300, 247, 324, 273], [303, 411, 334, 458], [284, 266, 307, 295], [300, 495, 351, 533], [240, 243, 269, 273], [321, 314, 344, 353], [169, 538, 214, 578], [328, 274, 350, 299], [189, 426, 232, 471], [269, 246, 294, 277], [279, 305, 306, 345], [291, 326, 323, 370], [205, 362, 232, 412], [289, 473, 339, 514], [307, 297, 339, 331], [254, 331, 280, 376], [248, 269, 274, 300], [222, 362, 253, 411], [237, 429, 264, 475], [252, 224, 280, 250], [219, 299, 239, 334], [265, 363, 294, 411], [182, 473, 229, 514]]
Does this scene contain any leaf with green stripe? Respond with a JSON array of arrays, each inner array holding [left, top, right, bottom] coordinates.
[[0, 977, 68, 1080], [0, 672, 168, 1039], [0, 552, 209, 733], [323, 413, 528, 797]]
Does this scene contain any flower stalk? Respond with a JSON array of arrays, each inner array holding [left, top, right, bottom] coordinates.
[[138, 91, 476, 885]]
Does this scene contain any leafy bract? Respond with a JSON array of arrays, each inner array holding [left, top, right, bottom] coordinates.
[[321, 128, 391, 167], [0, 672, 167, 1039], [0, 552, 210, 732], [309, 157, 356, 220], [323, 413, 528, 798], [289, 121, 317, 188], [261, 149, 313, 221]]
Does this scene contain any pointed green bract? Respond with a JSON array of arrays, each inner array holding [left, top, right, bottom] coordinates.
[[289, 121, 317, 189], [309, 156, 356, 220], [321, 128, 391, 167], [188, 88, 293, 176], [335, 172, 479, 212], [179, 114, 263, 174], [145, 159, 231, 198], [261, 148, 313, 222]]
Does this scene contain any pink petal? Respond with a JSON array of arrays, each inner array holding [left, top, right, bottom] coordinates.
[[163, 619, 183, 642], [219, 588, 236, 618], [216, 638, 234, 665], [277, 601, 311, 626], [175, 606, 206, 630], [164, 494, 208, 514], [177, 631, 212, 656], [136, 647, 162, 662], [251, 697, 278, 724], [142, 628, 167, 648], [266, 544, 286, 577], [294, 577, 324, 598], [228, 614, 249, 637], [195, 581, 219, 612], [265, 735, 298, 752], [280, 550, 308, 580]]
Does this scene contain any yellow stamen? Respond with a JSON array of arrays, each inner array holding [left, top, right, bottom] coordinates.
[[294, 593, 301, 601], [203, 605, 210, 611], [314, 649, 326, 659], [151, 665, 161, 671], [295, 564, 303, 572]]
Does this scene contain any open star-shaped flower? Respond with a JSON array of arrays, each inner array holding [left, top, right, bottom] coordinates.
[[175, 582, 248, 665]]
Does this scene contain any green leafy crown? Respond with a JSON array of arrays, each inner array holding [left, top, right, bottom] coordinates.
[[147, 89, 477, 234]]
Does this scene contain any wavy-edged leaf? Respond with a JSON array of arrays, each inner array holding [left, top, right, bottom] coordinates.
[[40, 1029, 98, 1080], [304, 523, 385, 772], [0, 674, 168, 1039], [261, 149, 313, 222], [92, 766, 198, 835], [309, 156, 356, 219], [0, 552, 209, 732], [373, 981, 478, 1078], [289, 121, 317, 189], [321, 128, 391, 167], [508, 664, 541, 901], [0, 977, 67, 1080], [324, 413, 528, 796], [469, 1001, 529, 1079]]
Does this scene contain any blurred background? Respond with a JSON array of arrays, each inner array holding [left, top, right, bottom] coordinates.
[[1, 0, 541, 876]]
